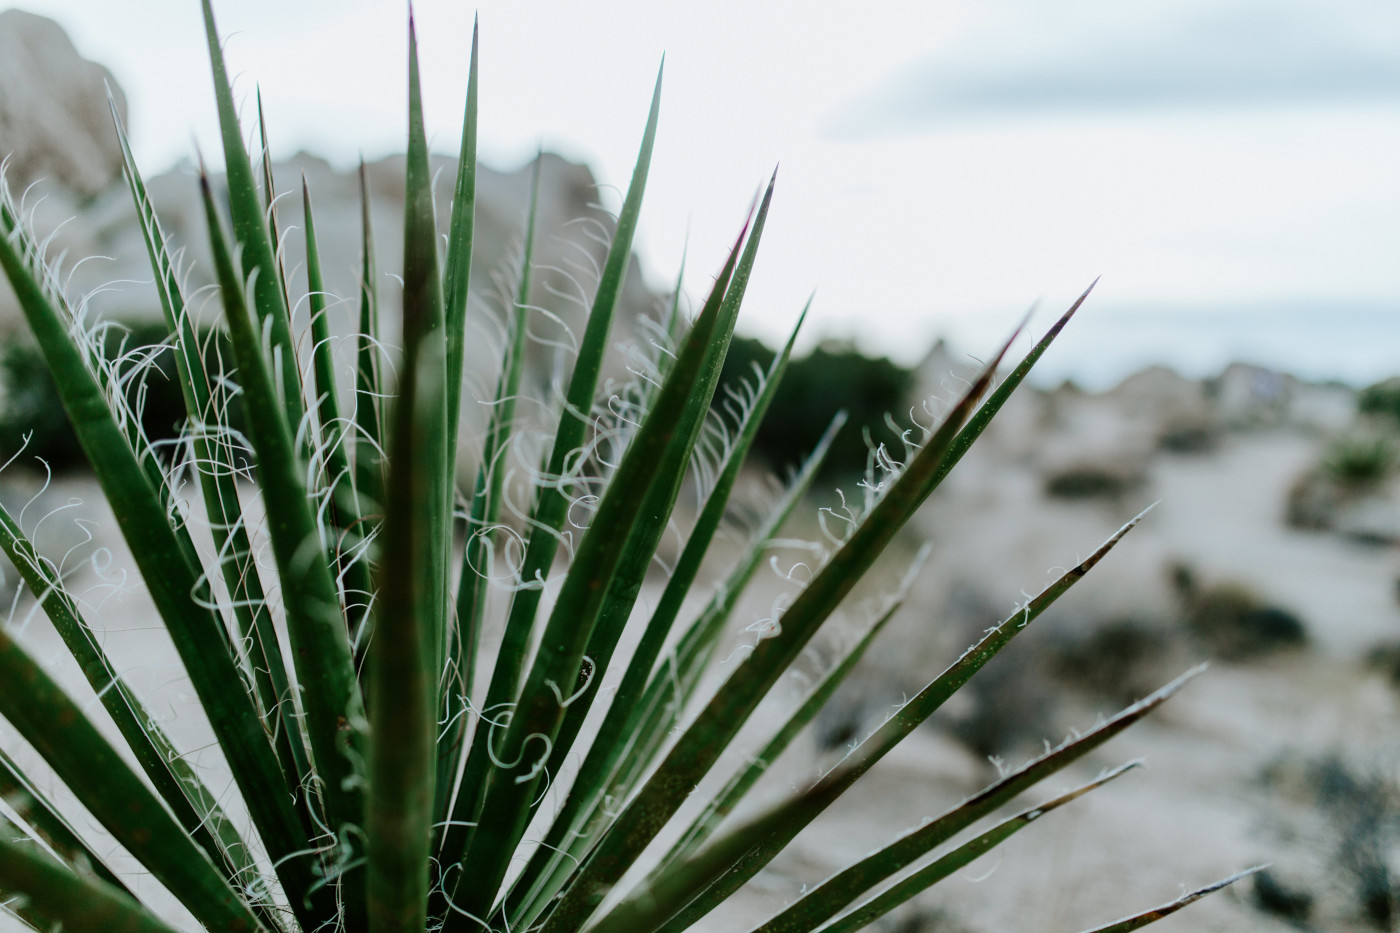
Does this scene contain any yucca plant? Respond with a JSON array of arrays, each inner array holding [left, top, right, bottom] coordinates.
[[0, 4, 1254, 932]]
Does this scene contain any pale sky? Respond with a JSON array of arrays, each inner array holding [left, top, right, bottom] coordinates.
[[12, 0, 1400, 385]]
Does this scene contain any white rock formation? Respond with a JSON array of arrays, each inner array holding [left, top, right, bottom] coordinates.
[[0, 14, 664, 408], [0, 9, 127, 198]]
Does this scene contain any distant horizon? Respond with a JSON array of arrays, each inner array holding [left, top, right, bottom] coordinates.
[[740, 298, 1400, 390], [136, 141, 1399, 392]]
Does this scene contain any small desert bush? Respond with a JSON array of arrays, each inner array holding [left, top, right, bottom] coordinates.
[[0, 3, 1251, 931], [1286, 431, 1398, 534], [1358, 376, 1400, 426], [1320, 432, 1397, 488], [1172, 565, 1307, 661], [718, 336, 914, 478], [1045, 617, 1181, 706], [1258, 754, 1400, 930], [0, 319, 219, 471], [0, 338, 83, 471]]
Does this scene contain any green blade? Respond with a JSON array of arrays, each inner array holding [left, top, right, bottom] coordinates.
[[436, 66, 664, 910], [0, 812, 67, 932], [351, 159, 386, 676], [302, 176, 373, 644], [646, 510, 1151, 933], [109, 92, 311, 807], [803, 763, 1143, 933], [663, 541, 930, 871], [363, 19, 445, 932], [538, 322, 1025, 933], [436, 153, 543, 840], [0, 829, 181, 933], [515, 177, 777, 827], [1075, 867, 1264, 933], [0, 747, 129, 897], [694, 668, 1204, 933], [0, 157, 317, 925], [256, 89, 294, 318], [597, 412, 846, 833], [656, 242, 688, 388], [441, 15, 479, 466], [0, 182, 205, 621], [200, 0, 302, 428], [598, 761, 1134, 933], [354, 159, 385, 549], [504, 411, 847, 933], [366, 355, 437, 933], [583, 786, 812, 933], [199, 170, 367, 865], [0, 501, 262, 892], [459, 59, 663, 732], [433, 26, 483, 837], [553, 545, 924, 931], [497, 299, 811, 928], [399, 10, 452, 695], [634, 409, 848, 763], [923, 282, 1097, 505], [446, 187, 759, 927], [557, 289, 801, 764], [0, 628, 267, 933]]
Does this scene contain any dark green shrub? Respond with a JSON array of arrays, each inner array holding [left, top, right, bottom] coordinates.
[[1045, 465, 1139, 500], [1313, 758, 1399, 929], [1045, 618, 1178, 704], [1320, 433, 1396, 488], [1250, 869, 1314, 924], [1172, 565, 1307, 660], [0, 337, 85, 470], [1258, 755, 1400, 930], [1358, 376, 1400, 425], [719, 335, 913, 478], [0, 320, 241, 472]]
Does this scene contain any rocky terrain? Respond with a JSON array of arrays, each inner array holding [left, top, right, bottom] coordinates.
[[733, 352, 1400, 932]]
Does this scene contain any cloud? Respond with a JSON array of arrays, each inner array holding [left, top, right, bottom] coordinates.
[[831, 1, 1400, 136]]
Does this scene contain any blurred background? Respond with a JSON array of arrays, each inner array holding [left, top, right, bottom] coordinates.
[[7, 0, 1399, 385], [1, 2, 1400, 931]]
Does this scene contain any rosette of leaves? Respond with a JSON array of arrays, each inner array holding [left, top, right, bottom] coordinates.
[[0, 3, 1252, 932]]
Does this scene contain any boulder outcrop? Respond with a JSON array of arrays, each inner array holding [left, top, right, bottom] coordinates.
[[0, 9, 127, 198], [0, 14, 663, 415]]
